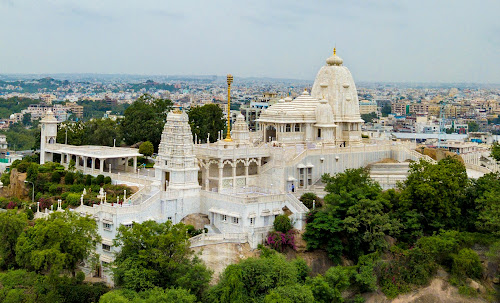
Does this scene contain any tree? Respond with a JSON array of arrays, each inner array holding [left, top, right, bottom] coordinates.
[[299, 192, 320, 209], [381, 104, 391, 117], [139, 141, 154, 157], [15, 211, 101, 275], [264, 284, 314, 303], [468, 121, 479, 132], [99, 288, 196, 303], [273, 215, 292, 233], [398, 157, 468, 233], [111, 220, 211, 298], [475, 190, 500, 235], [491, 142, 500, 161], [121, 94, 172, 150], [22, 113, 31, 126], [187, 104, 225, 143], [205, 254, 299, 303], [361, 112, 377, 123], [0, 211, 28, 269]]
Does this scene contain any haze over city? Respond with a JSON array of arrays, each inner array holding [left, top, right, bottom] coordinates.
[[1, 0, 499, 83]]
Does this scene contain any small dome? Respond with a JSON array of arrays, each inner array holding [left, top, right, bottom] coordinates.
[[301, 89, 309, 95], [326, 48, 343, 66], [278, 98, 285, 103], [284, 96, 293, 102], [236, 113, 245, 120]]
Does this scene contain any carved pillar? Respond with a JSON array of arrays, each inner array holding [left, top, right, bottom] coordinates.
[[232, 162, 237, 188], [218, 161, 223, 192], [244, 160, 249, 187], [99, 158, 104, 173], [91, 157, 95, 171], [83, 156, 87, 173]]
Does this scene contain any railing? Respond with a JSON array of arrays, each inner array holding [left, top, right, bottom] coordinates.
[[76, 190, 163, 216], [285, 193, 309, 213], [201, 190, 284, 205], [465, 163, 492, 174], [189, 232, 248, 248]]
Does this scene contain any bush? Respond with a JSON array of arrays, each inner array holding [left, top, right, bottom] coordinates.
[[273, 214, 292, 233], [451, 248, 483, 280], [300, 192, 320, 209], [85, 175, 93, 186], [103, 176, 112, 184], [51, 171, 62, 183], [139, 141, 154, 157], [266, 230, 296, 252], [64, 172, 75, 185], [66, 193, 81, 207], [95, 175, 104, 185], [1, 172, 10, 186]]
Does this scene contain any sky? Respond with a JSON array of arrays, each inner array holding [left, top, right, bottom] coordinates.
[[0, 0, 499, 83]]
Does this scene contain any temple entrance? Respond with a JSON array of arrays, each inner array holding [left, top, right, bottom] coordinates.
[[265, 126, 276, 142]]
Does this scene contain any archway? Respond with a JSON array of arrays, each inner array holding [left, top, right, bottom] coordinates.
[[265, 125, 276, 142]]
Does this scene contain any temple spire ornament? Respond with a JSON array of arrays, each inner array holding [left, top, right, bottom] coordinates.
[[224, 74, 233, 141]]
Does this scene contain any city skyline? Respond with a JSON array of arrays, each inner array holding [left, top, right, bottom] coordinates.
[[1, 0, 499, 83]]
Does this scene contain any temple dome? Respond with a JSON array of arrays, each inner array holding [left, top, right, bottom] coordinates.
[[258, 90, 320, 124], [315, 98, 336, 127], [326, 48, 343, 66]]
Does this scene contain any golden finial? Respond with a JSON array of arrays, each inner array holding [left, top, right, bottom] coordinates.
[[224, 74, 233, 142], [334, 48, 336, 56], [173, 107, 182, 114]]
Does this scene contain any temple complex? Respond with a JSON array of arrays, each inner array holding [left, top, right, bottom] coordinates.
[[37, 49, 434, 283]]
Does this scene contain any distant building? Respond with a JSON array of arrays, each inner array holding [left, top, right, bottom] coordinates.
[[359, 100, 377, 115], [0, 135, 7, 150], [240, 92, 278, 131]]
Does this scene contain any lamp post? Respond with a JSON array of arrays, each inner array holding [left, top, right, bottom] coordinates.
[[24, 181, 34, 205]]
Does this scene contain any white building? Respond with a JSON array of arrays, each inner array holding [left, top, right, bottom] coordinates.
[[37, 49, 435, 282]]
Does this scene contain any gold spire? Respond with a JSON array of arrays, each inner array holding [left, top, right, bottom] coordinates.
[[333, 47, 336, 56], [224, 74, 234, 142]]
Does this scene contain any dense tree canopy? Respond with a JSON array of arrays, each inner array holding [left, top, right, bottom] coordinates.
[[15, 211, 100, 275], [188, 104, 225, 143], [121, 94, 172, 150], [139, 141, 154, 157], [0, 211, 28, 269], [112, 220, 211, 298]]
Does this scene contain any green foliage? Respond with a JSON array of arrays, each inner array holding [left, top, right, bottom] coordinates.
[[51, 171, 62, 183], [205, 254, 298, 303], [26, 163, 39, 183], [468, 121, 480, 132], [15, 211, 101, 275], [354, 253, 378, 293], [273, 214, 292, 233], [66, 193, 81, 206], [57, 119, 122, 147], [112, 220, 211, 298], [307, 274, 339, 303], [103, 176, 112, 184], [361, 112, 377, 123], [99, 287, 196, 303], [398, 157, 468, 233], [0, 123, 39, 150], [0, 97, 41, 119], [188, 104, 225, 143], [264, 284, 314, 303], [1, 171, 10, 186], [95, 174, 105, 185], [381, 104, 391, 117], [139, 141, 154, 157], [304, 209, 344, 262], [121, 94, 173, 150], [0, 210, 28, 269], [458, 285, 478, 297], [0, 269, 109, 303], [491, 142, 500, 161], [65, 171, 75, 185], [451, 248, 483, 280], [299, 192, 320, 209], [291, 257, 311, 283]]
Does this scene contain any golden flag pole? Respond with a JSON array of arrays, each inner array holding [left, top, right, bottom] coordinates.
[[224, 74, 233, 141]]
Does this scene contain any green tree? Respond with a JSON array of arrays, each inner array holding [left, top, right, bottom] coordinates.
[[83, 118, 122, 146], [188, 104, 225, 143], [273, 214, 292, 233], [264, 284, 314, 303], [381, 104, 391, 117], [361, 112, 377, 123], [398, 157, 468, 233], [15, 211, 101, 275], [99, 287, 196, 303], [121, 94, 172, 150], [205, 254, 298, 303], [468, 121, 479, 132], [0, 211, 28, 269], [474, 190, 500, 235], [112, 220, 211, 298], [22, 113, 31, 126], [491, 142, 500, 161], [139, 141, 154, 157], [299, 192, 320, 209]]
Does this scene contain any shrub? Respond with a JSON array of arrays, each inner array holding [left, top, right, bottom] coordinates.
[[1, 172, 10, 186], [95, 175, 105, 185], [25, 208, 34, 220], [273, 214, 292, 233], [451, 248, 483, 280], [266, 230, 296, 252], [139, 141, 154, 157], [103, 176, 112, 184], [292, 257, 311, 283], [6, 201, 18, 209], [64, 172, 75, 185], [85, 175, 93, 186], [300, 192, 320, 209], [51, 171, 62, 183], [66, 193, 81, 207]]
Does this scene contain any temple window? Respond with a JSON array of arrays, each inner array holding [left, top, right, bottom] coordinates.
[[250, 218, 255, 225], [232, 217, 239, 224], [286, 124, 291, 132], [221, 214, 227, 222], [102, 244, 111, 252], [295, 124, 300, 132]]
